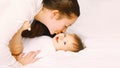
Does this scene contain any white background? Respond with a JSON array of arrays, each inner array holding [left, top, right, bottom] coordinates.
[[24, 0, 120, 68], [0, 0, 120, 68]]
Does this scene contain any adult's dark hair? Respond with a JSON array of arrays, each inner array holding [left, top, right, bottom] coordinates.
[[43, 0, 80, 17], [22, 20, 55, 38], [22, 0, 80, 38]]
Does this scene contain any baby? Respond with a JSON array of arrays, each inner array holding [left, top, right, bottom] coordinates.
[[9, 21, 85, 55], [52, 33, 84, 52], [9, 21, 85, 65]]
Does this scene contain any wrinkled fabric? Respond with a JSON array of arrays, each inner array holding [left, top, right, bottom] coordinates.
[[0, 0, 43, 68]]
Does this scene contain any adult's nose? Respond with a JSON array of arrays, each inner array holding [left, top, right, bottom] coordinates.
[[62, 28, 67, 33]]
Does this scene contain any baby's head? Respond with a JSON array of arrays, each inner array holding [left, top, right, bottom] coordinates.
[[52, 33, 85, 52]]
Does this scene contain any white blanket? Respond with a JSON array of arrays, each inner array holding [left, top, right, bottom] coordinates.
[[22, 0, 120, 68], [0, 0, 42, 67], [0, 0, 120, 68], [23, 36, 56, 58], [22, 38, 120, 68]]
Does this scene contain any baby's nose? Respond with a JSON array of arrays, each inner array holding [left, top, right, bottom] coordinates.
[[59, 35, 64, 41]]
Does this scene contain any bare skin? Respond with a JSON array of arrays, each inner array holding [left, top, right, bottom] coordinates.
[[9, 7, 78, 65], [9, 21, 40, 65], [16, 50, 40, 65]]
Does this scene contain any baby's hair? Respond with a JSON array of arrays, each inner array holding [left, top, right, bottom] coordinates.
[[71, 34, 85, 52]]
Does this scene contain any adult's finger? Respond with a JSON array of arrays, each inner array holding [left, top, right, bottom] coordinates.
[[25, 50, 40, 58], [30, 50, 40, 58]]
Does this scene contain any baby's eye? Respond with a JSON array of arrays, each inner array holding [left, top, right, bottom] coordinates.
[[64, 42, 66, 45]]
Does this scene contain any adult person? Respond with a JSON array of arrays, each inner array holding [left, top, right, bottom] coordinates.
[[9, 21, 84, 65], [0, 0, 80, 68]]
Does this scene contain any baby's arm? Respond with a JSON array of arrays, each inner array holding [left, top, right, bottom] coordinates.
[[9, 21, 30, 57]]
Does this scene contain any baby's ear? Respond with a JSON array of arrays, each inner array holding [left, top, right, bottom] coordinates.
[[51, 10, 61, 20]]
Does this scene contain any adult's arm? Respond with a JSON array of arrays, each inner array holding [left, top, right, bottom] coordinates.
[[9, 26, 24, 56], [0, 0, 42, 67], [8, 21, 40, 65], [9, 21, 30, 56]]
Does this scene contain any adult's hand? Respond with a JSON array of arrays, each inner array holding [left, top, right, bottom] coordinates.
[[16, 50, 40, 65], [21, 21, 31, 31]]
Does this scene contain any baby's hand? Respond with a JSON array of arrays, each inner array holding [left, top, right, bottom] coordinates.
[[21, 21, 31, 31], [16, 50, 40, 65]]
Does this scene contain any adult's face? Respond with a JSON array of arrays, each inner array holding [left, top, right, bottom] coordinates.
[[35, 8, 78, 35], [47, 13, 77, 34]]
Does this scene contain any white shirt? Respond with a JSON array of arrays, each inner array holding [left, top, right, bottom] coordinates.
[[0, 0, 43, 68]]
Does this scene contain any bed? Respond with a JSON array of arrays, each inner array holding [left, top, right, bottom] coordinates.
[[21, 0, 120, 68], [1, 0, 120, 68]]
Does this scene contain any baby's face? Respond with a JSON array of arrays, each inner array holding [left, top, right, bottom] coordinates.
[[52, 33, 74, 51]]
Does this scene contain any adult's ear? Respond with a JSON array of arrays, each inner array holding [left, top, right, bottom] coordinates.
[[51, 10, 61, 20]]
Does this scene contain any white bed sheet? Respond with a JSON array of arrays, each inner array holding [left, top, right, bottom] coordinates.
[[0, 0, 120, 68], [22, 38, 120, 68], [22, 0, 120, 68]]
